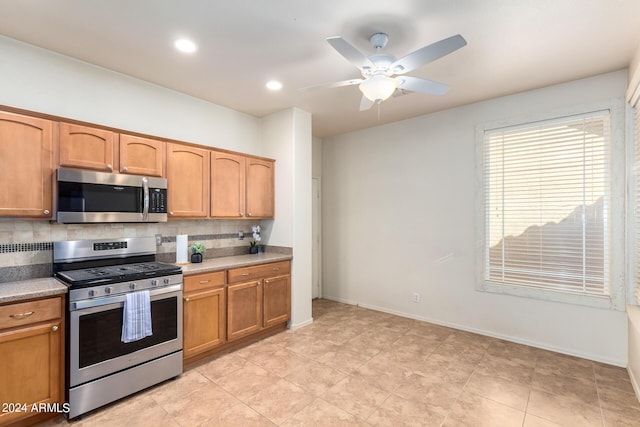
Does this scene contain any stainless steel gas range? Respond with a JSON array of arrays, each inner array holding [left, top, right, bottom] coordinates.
[[53, 237, 183, 419]]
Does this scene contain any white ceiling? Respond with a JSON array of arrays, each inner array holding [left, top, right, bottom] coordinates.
[[0, 0, 639, 138]]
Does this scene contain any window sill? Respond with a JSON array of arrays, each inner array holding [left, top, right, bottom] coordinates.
[[477, 280, 624, 311]]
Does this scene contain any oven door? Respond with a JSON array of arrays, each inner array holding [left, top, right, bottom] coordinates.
[[69, 285, 182, 388]]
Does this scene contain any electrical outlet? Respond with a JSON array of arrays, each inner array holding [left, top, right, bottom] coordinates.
[[155, 234, 162, 246], [412, 292, 420, 303], [238, 231, 244, 240]]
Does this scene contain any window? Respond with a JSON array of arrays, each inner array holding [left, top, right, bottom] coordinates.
[[634, 103, 640, 304], [480, 111, 611, 299]]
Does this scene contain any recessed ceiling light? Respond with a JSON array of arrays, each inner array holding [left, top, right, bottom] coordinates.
[[266, 81, 283, 91], [174, 39, 197, 53]]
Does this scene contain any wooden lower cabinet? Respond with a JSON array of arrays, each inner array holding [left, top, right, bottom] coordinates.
[[227, 280, 262, 341], [0, 296, 64, 426], [183, 261, 291, 363], [183, 272, 226, 359], [262, 274, 291, 328]]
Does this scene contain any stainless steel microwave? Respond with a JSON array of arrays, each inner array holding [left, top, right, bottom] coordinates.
[[56, 168, 168, 223]]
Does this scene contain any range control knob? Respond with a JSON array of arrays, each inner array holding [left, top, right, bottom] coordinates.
[[129, 283, 136, 290], [163, 278, 170, 285], [105, 286, 113, 294], [151, 279, 158, 286], [88, 290, 96, 297]]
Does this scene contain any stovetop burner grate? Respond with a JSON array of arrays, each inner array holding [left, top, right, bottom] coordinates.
[[57, 261, 182, 288]]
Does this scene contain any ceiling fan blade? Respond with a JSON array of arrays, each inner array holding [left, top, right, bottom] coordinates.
[[359, 95, 374, 111], [391, 34, 467, 75], [299, 78, 363, 91], [327, 36, 373, 70], [396, 76, 449, 96]]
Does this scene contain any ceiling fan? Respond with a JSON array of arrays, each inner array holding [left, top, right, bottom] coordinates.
[[318, 32, 467, 111]]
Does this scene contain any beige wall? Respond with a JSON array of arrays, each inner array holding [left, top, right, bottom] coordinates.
[[0, 35, 308, 284], [260, 108, 313, 328], [322, 70, 629, 366]]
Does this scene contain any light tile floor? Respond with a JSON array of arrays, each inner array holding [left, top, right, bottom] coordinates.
[[42, 299, 640, 426]]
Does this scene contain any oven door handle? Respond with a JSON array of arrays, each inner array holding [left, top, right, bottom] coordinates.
[[71, 284, 181, 310]]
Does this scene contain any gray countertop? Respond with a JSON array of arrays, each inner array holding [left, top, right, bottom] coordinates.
[[0, 253, 292, 304], [180, 252, 293, 275], [0, 277, 68, 304]]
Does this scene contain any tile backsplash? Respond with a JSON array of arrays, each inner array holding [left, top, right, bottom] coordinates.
[[0, 219, 287, 283]]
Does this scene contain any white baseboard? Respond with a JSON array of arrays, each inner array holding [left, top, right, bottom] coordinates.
[[323, 295, 626, 367], [288, 317, 313, 330]]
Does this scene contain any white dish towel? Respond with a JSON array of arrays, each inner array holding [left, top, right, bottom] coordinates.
[[121, 290, 153, 343]]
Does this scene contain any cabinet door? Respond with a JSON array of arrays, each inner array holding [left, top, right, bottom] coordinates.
[[211, 151, 245, 218], [166, 143, 210, 218], [245, 158, 274, 219], [262, 274, 291, 328], [227, 281, 262, 341], [59, 122, 116, 172], [0, 320, 62, 425], [120, 134, 164, 177], [0, 111, 53, 218], [183, 287, 226, 358]]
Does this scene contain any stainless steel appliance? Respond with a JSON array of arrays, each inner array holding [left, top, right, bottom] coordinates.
[[56, 168, 168, 223], [54, 237, 183, 419]]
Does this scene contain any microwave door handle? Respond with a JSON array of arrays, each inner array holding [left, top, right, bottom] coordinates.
[[142, 177, 149, 221]]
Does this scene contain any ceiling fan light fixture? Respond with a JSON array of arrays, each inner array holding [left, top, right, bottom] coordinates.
[[359, 75, 397, 103], [266, 80, 283, 91], [174, 38, 197, 53]]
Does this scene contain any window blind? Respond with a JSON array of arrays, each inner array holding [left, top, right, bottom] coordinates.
[[484, 112, 610, 296]]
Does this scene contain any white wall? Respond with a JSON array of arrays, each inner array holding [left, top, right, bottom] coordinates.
[[0, 35, 313, 326], [0, 35, 260, 154], [312, 137, 322, 178], [322, 70, 629, 366], [260, 108, 313, 328], [627, 43, 640, 395]]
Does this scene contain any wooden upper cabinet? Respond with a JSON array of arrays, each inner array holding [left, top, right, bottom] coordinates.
[[0, 111, 53, 218], [166, 142, 210, 218], [246, 157, 274, 219], [59, 122, 116, 172], [211, 151, 246, 218], [120, 134, 164, 177]]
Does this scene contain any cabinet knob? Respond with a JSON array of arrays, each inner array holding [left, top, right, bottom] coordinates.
[[265, 280, 270, 284], [52, 325, 59, 332], [169, 212, 174, 216], [43, 210, 50, 215], [106, 164, 113, 171], [184, 297, 190, 302], [122, 166, 128, 172], [248, 212, 253, 217], [240, 212, 244, 217], [199, 280, 210, 284]]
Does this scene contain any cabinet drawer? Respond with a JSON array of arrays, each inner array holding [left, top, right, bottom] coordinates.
[[227, 261, 291, 283], [0, 297, 62, 329], [184, 271, 226, 293]]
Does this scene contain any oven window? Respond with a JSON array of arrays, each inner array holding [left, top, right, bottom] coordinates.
[[78, 297, 178, 368]]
